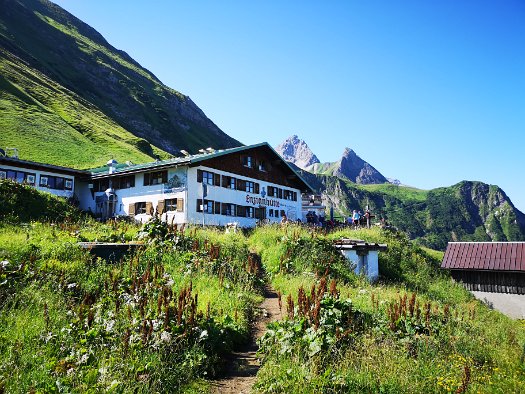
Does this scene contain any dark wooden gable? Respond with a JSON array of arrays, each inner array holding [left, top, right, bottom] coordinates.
[[192, 145, 310, 191]]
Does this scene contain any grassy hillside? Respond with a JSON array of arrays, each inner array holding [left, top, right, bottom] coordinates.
[[0, 48, 164, 168], [0, 0, 240, 168]]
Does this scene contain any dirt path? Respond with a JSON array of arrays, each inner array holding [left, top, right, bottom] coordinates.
[[210, 286, 281, 394]]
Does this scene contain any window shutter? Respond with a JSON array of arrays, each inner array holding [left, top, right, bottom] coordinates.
[[146, 202, 153, 215], [214, 201, 220, 214], [214, 173, 220, 186], [143, 173, 150, 186], [237, 206, 245, 217], [255, 183, 260, 194], [162, 171, 168, 183], [157, 200, 165, 214], [196, 199, 202, 212], [128, 203, 136, 216], [221, 175, 228, 187], [237, 179, 245, 191], [177, 198, 184, 212], [197, 170, 203, 182]]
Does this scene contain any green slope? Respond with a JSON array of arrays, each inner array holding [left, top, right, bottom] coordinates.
[[0, 48, 162, 168], [301, 170, 525, 250], [0, 0, 241, 167]]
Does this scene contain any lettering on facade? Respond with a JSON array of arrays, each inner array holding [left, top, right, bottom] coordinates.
[[246, 195, 280, 207]]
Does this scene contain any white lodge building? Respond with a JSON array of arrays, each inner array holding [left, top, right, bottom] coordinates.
[[0, 155, 85, 199], [76, 143, 314, 226]]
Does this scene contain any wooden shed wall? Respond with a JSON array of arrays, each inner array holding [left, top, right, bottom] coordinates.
[[451, 270, 525, 294]]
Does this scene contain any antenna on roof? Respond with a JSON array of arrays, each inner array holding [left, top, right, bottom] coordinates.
[[5, 148, 18, 159], [180, 150, 190, 157]]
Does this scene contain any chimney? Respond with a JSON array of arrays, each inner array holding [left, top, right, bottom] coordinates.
[[107, 159, 118, 174]]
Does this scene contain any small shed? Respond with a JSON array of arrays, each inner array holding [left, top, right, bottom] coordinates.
[[441, 242, 525, 294], [333, 239, 387, 281]]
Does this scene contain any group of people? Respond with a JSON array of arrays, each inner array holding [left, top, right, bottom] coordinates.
[[279, 207, 373, 230], [346, 209, 372, 229]]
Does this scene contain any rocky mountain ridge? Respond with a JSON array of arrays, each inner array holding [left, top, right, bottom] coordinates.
[[276, 135, 388, 184]]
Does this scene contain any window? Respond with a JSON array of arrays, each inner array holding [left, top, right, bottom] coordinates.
[[246, 181, 255, 193], [255, 208, 266, 219], [196, 199, 215, 213], [116, 175, 135, 190], [144, 170, 167, 186], [267, 186, 275, 197], [39, 175, 72, 190], [284, 190, 296, 201], [136, 202, 147, 214], [242, 155, 253, 168], [221, 203, 236, 216], [93, 179, 109, 192], [246, 206, 254, 218], [277, 188, 283, 199], [222, 175, 236, 189], [165, 198, 177, 212], [258, 161, 266, 172], [1, 169, 36, 185], [268, 209, 274, 217], [197, 169, 220, 186]]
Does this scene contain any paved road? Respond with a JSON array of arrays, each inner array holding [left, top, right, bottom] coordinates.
[[471, 291, 525, 319]]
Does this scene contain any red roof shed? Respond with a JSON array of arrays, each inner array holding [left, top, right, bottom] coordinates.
[[441, 242, 525, 294]]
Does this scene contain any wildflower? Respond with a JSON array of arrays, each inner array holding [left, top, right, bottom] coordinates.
[[160, 331, 172, 343], [76, 353, 89, 365], [67, 283, 77, 289], [105, 319, 115, 332], [0, 260, 9, 269]]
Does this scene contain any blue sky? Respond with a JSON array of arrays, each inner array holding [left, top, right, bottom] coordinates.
[[53, 0, 525, 211]]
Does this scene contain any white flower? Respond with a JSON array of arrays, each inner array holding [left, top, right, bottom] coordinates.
[[160, 331, 172, 343], [105, 319, 115, 332], [67, 283, 77, 289], [0, 260, 9, 269], [199, 330, 208, 339], [76, 353, 89, 365], [152, 319, 161, 330]]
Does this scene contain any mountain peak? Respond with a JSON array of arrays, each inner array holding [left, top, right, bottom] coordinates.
[[275, 135, 320, 170], [337, 148, 387, 184], [342, 147, 356, 157]]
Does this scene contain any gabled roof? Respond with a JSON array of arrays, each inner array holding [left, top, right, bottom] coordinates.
[[441, 242, 525, 272], [89, 142, 314, 192]]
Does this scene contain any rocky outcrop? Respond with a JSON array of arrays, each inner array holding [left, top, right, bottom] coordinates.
[[275, 135, 320, 170]]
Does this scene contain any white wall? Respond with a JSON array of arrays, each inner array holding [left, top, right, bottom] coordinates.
[[339, 249, 379, 281], [77, 164, 303, 227], [78, 167, 188, 223], [185, 166, 302, 227]]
